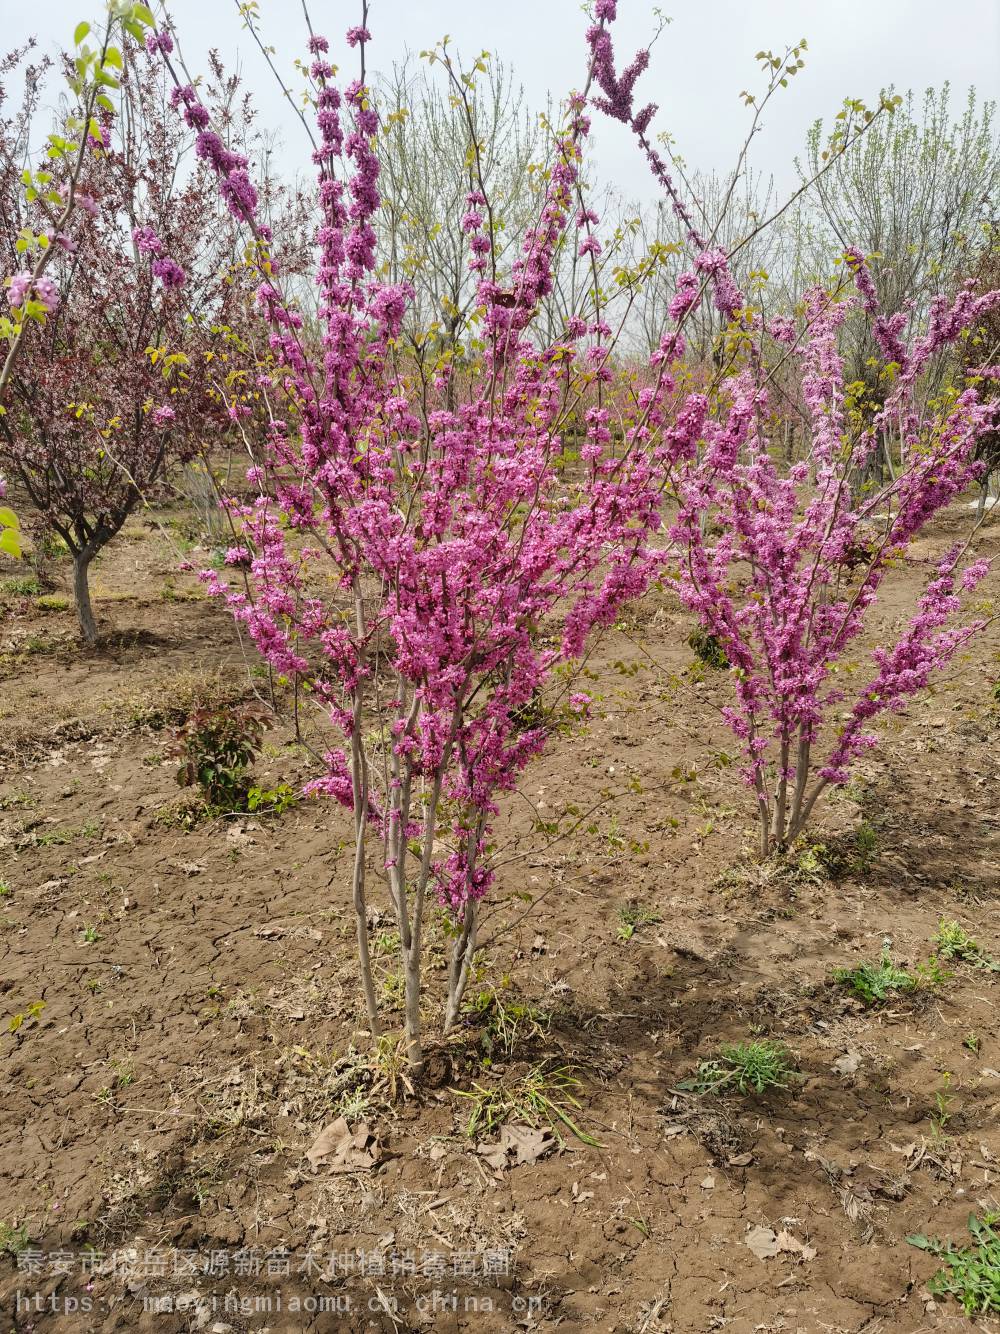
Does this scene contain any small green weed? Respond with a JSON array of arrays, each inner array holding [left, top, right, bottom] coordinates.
[[2, 576, 41, 598], [7, 1000, 44, 1035], [934, 919, 1000, 972], [688, 628, 729, 669], [930, 1071, 956, 1142], [0, 1221, 31, 1256], [681, 1039, 797, 1096], [908, 1213, 1000, 1315], [463, 980, 548, 1060], [247, 782, 298, 816], [833, 949, 947, 1005], [617, 903, 662, 941], [453, 1063, 599, 1145]]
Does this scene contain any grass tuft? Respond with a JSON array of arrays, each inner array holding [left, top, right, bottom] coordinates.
[[681, 1039, 797, 1096]]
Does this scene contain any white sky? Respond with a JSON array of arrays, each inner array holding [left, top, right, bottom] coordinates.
[[5, 0, 1000, 205]]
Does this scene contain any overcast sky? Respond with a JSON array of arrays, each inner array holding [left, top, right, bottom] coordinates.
[[6, 1, 1000, 206]]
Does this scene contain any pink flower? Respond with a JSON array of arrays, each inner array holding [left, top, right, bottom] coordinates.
[[34, 276, 59, 313], [132, 225, 163, 256], [145, 30, 174, 55], [151, 256, 186, 289], [6, 272, 32, 307]]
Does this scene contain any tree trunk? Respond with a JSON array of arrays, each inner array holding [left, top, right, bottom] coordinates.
[[73, 548, 98, 646], [443, 902, 478, 1033], [976, 475, 995, 522], [402, 952, 424, 1073]]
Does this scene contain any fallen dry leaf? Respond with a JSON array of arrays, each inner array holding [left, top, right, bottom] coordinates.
[[477, 1123, 555, 1170], [306, 1117, 382, 1173], [776, 1229, 817, 1261], [727, 1151, 753, 1166], [833, 1051, 861, 1077], [745, 1225, 816, 1262], [745, 1225, 782, 1260], [173, 860, 206, 877]]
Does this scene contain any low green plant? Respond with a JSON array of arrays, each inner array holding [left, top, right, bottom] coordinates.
[[35, 594, 69, 612], [0, 881, 11, 899], [0, 1222, 31, 1257], [453, 1063, 599, 1144], [908, 1213, 1000, 1315], [247, 782, 297, 816], [171, 703, 272, 811], [7, 1000, 44, 1034], [463, 980, 548, 1060], [681, 1039, 797, 1096], [80, 924, 100, 944], [617, 903, 662, 941], [930, 1071, 956, 1141], [934, 919, 1000, 972], [834, 952, 914, 1004], [2, 576, 40, 598], [687, 628, 729, 670]]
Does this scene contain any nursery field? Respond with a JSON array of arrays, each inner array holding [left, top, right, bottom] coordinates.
[[0, 501, 998, 1333]]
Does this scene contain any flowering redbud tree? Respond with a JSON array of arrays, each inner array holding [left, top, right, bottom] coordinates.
[[151, 10, 676, 1070], [0, 34, 260, 643], [589, 2, 1000, 857]]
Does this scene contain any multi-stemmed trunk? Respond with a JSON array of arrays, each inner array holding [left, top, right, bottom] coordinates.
[[344, 659, 487, 1073], [756, 722, 828, 859]]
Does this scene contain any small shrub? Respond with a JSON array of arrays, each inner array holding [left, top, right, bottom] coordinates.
[[682, 1039, 797, 1096], [688, 628, 729, 670], [172, 703, 272, 811], [908, 1214, 1000, 1315]]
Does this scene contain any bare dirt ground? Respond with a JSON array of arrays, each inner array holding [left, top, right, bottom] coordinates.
[[0, 502, 998, 1333]]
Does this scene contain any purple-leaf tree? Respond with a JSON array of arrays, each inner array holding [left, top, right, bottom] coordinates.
[[0, 35, 261, 643]]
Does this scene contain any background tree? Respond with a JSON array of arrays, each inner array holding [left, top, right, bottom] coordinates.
[[0, 42, 260, 643], [803, 85, 1000, 481]]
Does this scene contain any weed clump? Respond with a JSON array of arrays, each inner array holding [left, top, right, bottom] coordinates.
[[682, 1039, 797, 1096]]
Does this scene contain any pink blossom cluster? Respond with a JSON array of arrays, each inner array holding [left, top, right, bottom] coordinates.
[[587, 5, 999, 852], [154, 25, 666, 910], [6, 271, 59, 313], [665, 275, 996, 849]]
